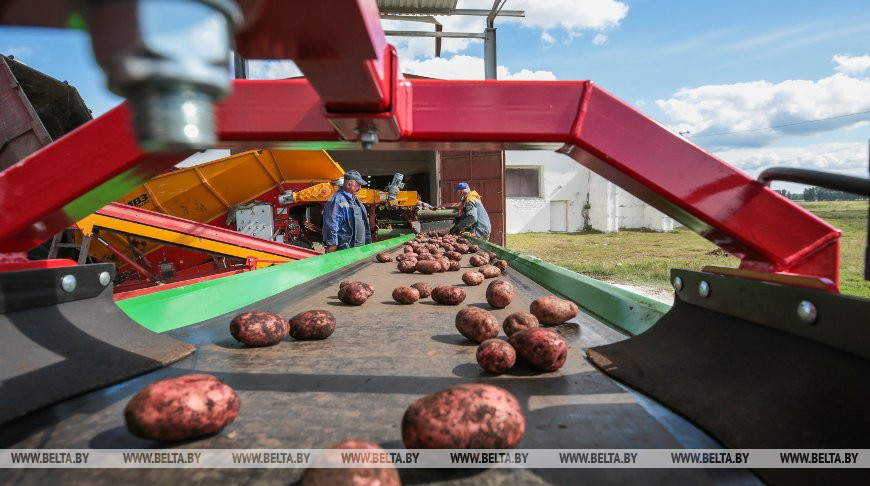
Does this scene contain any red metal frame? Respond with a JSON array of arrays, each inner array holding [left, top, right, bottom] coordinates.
[[0, 0, 842, 288]]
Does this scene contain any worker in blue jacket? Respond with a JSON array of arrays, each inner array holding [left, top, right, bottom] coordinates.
[[322, 170, 372, 252], [450, 182, 492, 240]]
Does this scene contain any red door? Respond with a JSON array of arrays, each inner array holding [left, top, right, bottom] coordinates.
[[439, 151, 505, 245]]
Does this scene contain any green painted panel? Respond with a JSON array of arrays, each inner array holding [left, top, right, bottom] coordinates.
[[470, 237, 671, 336], [117, 235, 413, 333]]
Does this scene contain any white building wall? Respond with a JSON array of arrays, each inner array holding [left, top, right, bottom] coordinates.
[[505, 150, 680, 234]]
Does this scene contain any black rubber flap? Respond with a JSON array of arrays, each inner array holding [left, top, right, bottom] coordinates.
[[588, 293, 870, 485], [0, 269, 194, 424]]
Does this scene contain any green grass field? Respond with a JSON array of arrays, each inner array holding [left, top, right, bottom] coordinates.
[[506, 201, 869, 299]]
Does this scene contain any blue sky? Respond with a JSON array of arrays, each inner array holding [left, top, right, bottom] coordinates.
[[1, 0, 868, 191]]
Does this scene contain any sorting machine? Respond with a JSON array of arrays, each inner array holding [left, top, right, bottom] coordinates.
[[1, 1, 869, 484]]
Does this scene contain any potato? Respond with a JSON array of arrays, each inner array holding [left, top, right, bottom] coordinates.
[[530, 295, 579, 325], [445, 251, 462, 261], [468, 244, 480, 253], [448, 260, 461, 271], [338, 282, 370, 305], [469, 254, 488, 267], [229, 311, 289, 347], [437, 256, 451, 272], [395, 253, 417, 262], [415, 260, 442, 274], [301, 439, 400, 486], [431, 286, 466, 305], [455, 306, 499, 343], [509, 327, 568, 371], [392, 286, 420, 304], [397, 260, 417, 273], [375, 252, 393, 263], [404, 246, 415, 253], [455, 244, 470, 254], [289, 310, 336, 339], [457, 238, 468, 244], [339, 281, 373, 296], [402, 384, 524, 449], [124, 374, 240, 441], [462, 271, 485, 286], [416, 253, 434, 261], [486, 279, 514, 309], [479, 265, 501, 278], [411, 282, 432, 298], [503, 312, 539, 336], [476, 339, 517, 373], [487, 252, 498, 261], [493, 259, 508, 271]]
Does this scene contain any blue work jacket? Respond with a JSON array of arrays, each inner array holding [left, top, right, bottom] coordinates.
[[322, 189, 372, 249]]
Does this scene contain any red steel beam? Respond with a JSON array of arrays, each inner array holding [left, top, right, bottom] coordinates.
[[0, 78, 841, 286], [94, 203, 321, 260]]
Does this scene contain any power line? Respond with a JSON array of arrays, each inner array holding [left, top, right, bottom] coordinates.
[[686, 109, 870, 138]]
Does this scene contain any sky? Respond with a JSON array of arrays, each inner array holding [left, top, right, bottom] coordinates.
[[1, 0, 868, 192]]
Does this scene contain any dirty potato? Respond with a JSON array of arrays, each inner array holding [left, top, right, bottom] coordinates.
[[469, 254, 488, 267], [462, 271, 485, 286], [431, 286, 466, 305], [479, 265, 501, 278], [392, 286, 421, 304], [411, 282, 432, 298], [437, 256, 451, 272], [445, 251, 462, 261], [486, 279, 514, 309], [289, 310, 336, 340], [229, 311, 289, 347], [503, 312, 539, 336], [493, 259, 508, 271], [455, 306, 499, 343], [529, 296, 579, 325], [124, 374, 240, 441], [397, 260, 417, 273], [402, 384, 525, 449], [375, 252, 393, 263], [476, 339, 517, 373], [301, 439, 400, 486], [338, 282, 370, 305], [448, 260, 462, 271], [509, 327, 568, 372], [415, 260, 442, 274]]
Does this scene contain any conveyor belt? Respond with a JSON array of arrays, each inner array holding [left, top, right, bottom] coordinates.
[[1, 249, 760, 485]]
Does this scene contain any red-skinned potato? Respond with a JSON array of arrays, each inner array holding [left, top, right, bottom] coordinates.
[[445, 251, 462, 261], [468, 244, 480, 253], [289, 310, 336, 340], [486, 279, 514, 309], [437, 256, 450, 272], [392, 286, 421, 304], [448, 260, 462, 271], [530, 296, 579, 325], [402, 384, 525, 449], [509, 327, 568, 371], [462, 271, 485, 286], [411, 282, 432, 298], [493, 259, 508, 271], [338, 282, 370, 305], [455, 244, 469, 254], [124, 374, 240, 441], [397, 260, 417, 273], [503, 312, 539, 336], [301, 439, 400, 486], [477, 339, 517, 373], [415, 260, 442, 274], [455, 306, 499, 343], [479, 265, 501, 278], [431, 286, 466, 305], [375, 252, 393, 263], [404, 246, 414, 253], [469, 254, 488, 267], [229, 311, 289, 347], [416, 253, 434, 261]]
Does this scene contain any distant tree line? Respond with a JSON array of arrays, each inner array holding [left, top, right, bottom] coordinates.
[[774, 188, 868, 201]]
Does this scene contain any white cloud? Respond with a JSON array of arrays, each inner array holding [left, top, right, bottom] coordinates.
[[400, 54, 556, 80], [593, 33, 608, 46], [833, 54, 870, 75], [656, 73, 870, 148], [3, 46, 33, 60], [541, 32, 556, 46], [503, 0, 628, 33], [246, 60, 302, 80], [715, 143, 869, 179]]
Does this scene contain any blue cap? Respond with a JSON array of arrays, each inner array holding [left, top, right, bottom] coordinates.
[[344, 170, 368, 186], [455, 182, 469, 191]]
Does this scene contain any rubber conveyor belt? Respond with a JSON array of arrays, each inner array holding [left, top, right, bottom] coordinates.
[[1, 248, 760, 485]]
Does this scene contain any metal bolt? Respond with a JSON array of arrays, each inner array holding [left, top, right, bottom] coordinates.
[[99, 271, 112, 287], [797, 300, 818, 324], [698, 280, 711, 298], [61, 274, 77, 293], [358, 125, 379, 150], [672, 276, 683, 291]]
